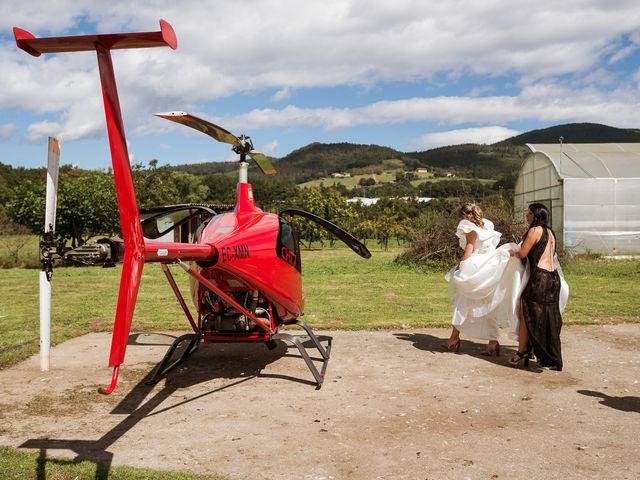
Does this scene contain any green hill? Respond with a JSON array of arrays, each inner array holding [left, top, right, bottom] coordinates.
[[500, 122, 640, 145], [4, 122, 635, 187], [139, 123, 640, 183], [405, 143, 528, 179], [171, 161, 238, 176], [275, 142, 404, 182]]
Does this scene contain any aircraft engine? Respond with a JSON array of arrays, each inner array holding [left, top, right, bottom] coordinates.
[[200, 290, 271, 334]]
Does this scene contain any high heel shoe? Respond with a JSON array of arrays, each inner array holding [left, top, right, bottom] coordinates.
[[509, 350, 530, 367], [480, 341, 500, 357], [440, 339, 461, 352]]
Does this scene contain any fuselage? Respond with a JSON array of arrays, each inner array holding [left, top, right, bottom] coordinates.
[[192, 182, 303, 322]]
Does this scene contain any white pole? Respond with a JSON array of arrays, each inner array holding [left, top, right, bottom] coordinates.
[[39, 137, 60, 372], [559, 136, 564, 174], [239, 160, 248, 184], [39, 271, 51, 371]]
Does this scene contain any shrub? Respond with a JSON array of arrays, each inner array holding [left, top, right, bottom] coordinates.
[[395, 196, 526, 267]]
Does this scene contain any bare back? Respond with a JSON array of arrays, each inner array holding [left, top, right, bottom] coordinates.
[[537, 228, 556, 271]]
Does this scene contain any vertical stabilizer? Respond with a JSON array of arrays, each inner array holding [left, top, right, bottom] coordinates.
[[15, 20, 177, 393]]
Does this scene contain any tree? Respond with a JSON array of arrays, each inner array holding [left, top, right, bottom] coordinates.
[[374, 215, 398, 251], [358, 177, 376, 187], [250, 175, 300, 212], [295, 187, 356, 247], [8, 171, 120, 248], [296, 187, 328, 247], [0, 175, 10, 206], [351, 219, 376, 246], [0, 207, 32, 267], [132, 163, 210, 208], [203, 173, 236, 205]]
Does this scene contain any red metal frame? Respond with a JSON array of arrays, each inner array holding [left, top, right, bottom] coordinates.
[[162, 264, 199, 334]]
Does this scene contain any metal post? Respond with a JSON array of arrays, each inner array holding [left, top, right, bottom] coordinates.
[[239, 159, 249, 184]]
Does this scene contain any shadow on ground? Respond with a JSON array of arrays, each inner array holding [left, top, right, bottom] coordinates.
[[393, 332, 544, 372], [577, 390, 640, 413], [18, 335, 322, 479]]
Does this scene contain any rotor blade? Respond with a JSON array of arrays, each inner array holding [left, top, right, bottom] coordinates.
[[248, 151, 277, 175], [44, 137, 60, 236], [281, 208, 371, 259], [155, 112, 239, 146], [39, 137, 60, 372]]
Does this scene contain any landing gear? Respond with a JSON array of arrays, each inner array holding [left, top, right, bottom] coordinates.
[[144, 322, 332, 388], [145, 334, 201, 385], [274, 320, 332, 389]]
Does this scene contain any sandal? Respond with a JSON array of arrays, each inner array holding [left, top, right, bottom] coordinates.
[[440, 339, 461, 352], [480, 341, 500, 357], [509, 350, 530, 367]]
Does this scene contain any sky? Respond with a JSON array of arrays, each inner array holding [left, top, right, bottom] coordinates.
[[1, 0, 639, 170]]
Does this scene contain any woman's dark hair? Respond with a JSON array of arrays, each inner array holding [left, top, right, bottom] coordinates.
[[528, 202, 549, 227]]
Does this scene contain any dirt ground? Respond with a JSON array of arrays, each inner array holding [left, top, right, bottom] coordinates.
[[0, 325, 639, 480]]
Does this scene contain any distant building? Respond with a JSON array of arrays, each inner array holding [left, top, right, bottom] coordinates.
[[347, 197, 379, 206], [347, 197, 432, 206], [515, 143, 640, 255], [416, 168, 429, 173]]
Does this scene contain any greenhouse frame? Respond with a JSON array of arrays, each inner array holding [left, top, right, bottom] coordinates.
[[514, 143, 640, 255]]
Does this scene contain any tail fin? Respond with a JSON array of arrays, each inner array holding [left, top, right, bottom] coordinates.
[[15, 20, 177, 393]]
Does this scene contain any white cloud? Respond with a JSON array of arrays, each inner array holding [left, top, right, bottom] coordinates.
[[5, 1, 639, 90], [410, 126, 522, 150], [271, 88, 292, 102], [23, 96, 104, 143], [261, 139, 279, 153], [24, 120, 61, 143], [2, 0, 640, 147], [211, 83, 640, 131], [0, 123, 17, 140]]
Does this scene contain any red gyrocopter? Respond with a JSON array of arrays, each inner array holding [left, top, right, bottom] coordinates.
[[14, 20, 370, 394]]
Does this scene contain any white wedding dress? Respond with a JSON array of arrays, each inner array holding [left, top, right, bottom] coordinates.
[[446, 219, 526, 341]]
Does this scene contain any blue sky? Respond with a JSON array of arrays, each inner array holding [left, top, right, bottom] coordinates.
[[1, 0, 639, 169]]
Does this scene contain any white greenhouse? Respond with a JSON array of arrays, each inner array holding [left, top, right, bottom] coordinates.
[[514, 143, 640, 255]]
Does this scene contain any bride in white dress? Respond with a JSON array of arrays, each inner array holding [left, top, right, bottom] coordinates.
[[442, 203, 525, 355]]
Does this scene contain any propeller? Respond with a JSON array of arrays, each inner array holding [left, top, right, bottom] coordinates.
[[155, 112, 276, 175], [39, 137, 61, 371], [280, 208, 371, 259]]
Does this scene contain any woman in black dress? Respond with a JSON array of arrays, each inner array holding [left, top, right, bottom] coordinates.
[[509, 203, 564, 370]]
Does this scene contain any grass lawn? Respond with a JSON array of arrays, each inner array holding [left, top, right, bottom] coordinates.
[[1, 247, 639, 370], [0, 446, 226, 480], [302, 248, 451, 329], [299, 171, 397, 189], [298, 171, 494, 190]]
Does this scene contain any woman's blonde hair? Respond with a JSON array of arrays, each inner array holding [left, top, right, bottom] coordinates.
[[459, 203, 484, 227]]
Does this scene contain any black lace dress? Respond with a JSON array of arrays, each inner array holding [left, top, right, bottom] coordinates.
[[521, 227, 563, 370]]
